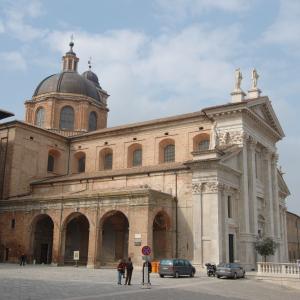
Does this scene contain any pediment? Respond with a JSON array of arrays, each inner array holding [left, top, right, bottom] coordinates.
[[247, 97, 285, 138]]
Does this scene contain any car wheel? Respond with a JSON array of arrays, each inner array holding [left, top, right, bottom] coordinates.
[[233, 272, 237, 280], [217, 275, 221, 278], [175, 272, 179, 278], [159, 274, 164, 278], [190, 271, 195, 278]]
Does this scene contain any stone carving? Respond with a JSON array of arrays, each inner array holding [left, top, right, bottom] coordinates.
[[251, 68, 259, 89], [192, 183, 203, 194], [218, 131, 248, 146], [209, 121, 219, 149], [203, 182, 224, 193], [234, 68, 243, 91]]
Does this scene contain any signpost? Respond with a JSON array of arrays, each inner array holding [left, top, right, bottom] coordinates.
[[141, 246, 151, 288], [73, 250, 80, 267]]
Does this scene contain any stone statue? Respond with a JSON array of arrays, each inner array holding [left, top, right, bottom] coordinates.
[[209, 121, 218, 150], [234, 68, 243, 91], [251, 68, 259, 89]]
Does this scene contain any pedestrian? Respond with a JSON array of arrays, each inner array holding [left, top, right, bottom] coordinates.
[[20, 253, 26, 266], [117, 259, 125, 285], [125, 257, 133, 285], [142, 260, 152, 285]]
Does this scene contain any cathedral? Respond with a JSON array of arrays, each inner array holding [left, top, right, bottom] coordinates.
[[0, 42, 290, 270]]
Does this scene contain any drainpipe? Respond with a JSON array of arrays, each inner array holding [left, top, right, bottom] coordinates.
[[67, 139, 71, 175]]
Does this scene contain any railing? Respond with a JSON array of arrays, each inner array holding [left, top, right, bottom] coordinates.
[[257, 262, 300, 278]]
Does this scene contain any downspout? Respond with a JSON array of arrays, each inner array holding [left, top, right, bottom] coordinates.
[[67, 139, 71, 175]]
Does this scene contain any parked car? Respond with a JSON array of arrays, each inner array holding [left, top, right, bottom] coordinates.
[[216, 263, 245, 279], [159, 259, 196, 278]]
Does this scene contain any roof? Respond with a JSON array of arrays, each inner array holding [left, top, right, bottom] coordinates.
[[0, 109, 14, 120]]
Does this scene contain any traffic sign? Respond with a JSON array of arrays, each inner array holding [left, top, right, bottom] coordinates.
[[142, 245, 151, 255]]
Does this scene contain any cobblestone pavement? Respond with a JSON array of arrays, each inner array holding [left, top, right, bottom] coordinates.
[[0, 264, 299, 300]]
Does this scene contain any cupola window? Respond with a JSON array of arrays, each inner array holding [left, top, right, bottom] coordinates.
[[35, 107, 45, 128], [60, 106, 74, 130], [88, 112, 97, 131]]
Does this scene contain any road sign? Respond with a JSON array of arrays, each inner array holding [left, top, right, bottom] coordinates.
[[142, 245, 151, 256], [73, 251, 80, 261]]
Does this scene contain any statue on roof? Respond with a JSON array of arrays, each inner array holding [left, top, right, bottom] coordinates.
[[251, 68, 259, 89], [234, 68, 243, 91]]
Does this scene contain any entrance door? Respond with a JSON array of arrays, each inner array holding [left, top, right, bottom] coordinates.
[[40, 244, 48, 264], [229, 234, 234, 263]]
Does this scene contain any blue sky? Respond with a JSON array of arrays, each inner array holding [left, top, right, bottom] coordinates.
[[0, 0, 299, 214]]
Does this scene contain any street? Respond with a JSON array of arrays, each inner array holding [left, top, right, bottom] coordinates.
[[0, 264, 299, 300]]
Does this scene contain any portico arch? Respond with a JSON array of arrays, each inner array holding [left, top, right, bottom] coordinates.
[[153, 211, 172, 259], [99, 210, 129, 265], [31, 214, 54, 264], [61, 212, 89, 265]]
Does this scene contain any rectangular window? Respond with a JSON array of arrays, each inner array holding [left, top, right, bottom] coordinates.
[[227, 196, 232, 218]]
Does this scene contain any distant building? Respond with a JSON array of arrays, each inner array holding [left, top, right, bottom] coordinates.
[[0, 42, 290, 270], [286, 211, 300, 262]]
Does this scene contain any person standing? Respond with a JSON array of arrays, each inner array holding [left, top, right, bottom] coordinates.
[[125, 257, 133, 285], [20, 253, 26, 266], [142, 260, 152, 285], [117, 259, 125, 285]]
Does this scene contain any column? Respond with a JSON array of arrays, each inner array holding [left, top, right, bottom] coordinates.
[[51, 223, 61, 266], [87, 224, 98, 268], [271, 154, 280, 239], [192, 182, 203, 266], [264, 149, 275, 237], [249, 138, 258, 236]]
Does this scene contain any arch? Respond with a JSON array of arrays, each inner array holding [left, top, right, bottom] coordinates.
[[99, 210, 129, 265], [73, 151, 86, 173], [193, 133, 210, 151], [31, 214, 54, 264], [152, 211, 172, 260], [47, 149, 60, 173], [127, 143, 142, 167], [88, 111, 98, 131], [35, 107, 45, 128], [99, 148, 113, 170], [159, 138, 175, 163], [60, 106, 74, 130], [61, 212, 90, 265]]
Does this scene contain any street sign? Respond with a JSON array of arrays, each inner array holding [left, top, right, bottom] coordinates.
[[141, 245, 151, 256], [73, 250, 80, 261]]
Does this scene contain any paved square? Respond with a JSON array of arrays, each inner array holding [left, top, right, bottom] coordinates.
[[0, 264, 299, 300]]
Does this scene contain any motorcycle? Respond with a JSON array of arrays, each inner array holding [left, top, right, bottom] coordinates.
[[205, 263, 216, 277]]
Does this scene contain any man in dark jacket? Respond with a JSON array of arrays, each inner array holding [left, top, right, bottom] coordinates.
[[125, 257, 133, 285], [117, 259, 126, 285], [142, 260, 152, 285]]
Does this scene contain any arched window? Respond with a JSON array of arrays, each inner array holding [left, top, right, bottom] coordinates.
[[132, 149, 142, 166], [88, 111, 97, 131], [78, 156, 85, 173], [60, 106, 74, 130], [35, 107, 45, 128], [47, 154, 54, 172], [198, 140, 209, 151], [104, 153, 113, 170], [164, 144, 175, 162]]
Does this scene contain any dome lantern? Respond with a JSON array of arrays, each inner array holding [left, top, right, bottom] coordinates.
[[62, 35, 79, 72]]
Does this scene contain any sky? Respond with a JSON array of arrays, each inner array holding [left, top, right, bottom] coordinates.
[[0, 0, 299, 214]]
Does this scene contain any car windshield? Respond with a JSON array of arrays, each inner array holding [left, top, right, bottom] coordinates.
[[160, 259, 173, 265]]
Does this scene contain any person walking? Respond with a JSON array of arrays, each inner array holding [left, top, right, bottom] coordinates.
[[125, 257, 133, 285], [117, 259, 125, 285], [142, 260, 152, 285], [20, 253, 26, 266]]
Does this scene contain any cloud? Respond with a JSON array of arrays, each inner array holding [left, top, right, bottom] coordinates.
[[263, 0, 300, 49], [0, 51, 27, 70], [1, 0, 47, 41], [156, 0, 253, 22], [45, 24, 241, 125]]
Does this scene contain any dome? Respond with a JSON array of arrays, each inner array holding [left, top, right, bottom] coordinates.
[[82, 70, 101, 88], [33, 71, 101, 102]]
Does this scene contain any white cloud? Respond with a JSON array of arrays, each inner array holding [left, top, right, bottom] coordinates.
[[45, 24, 241, 125], [263, 0, 300, 48], [156, 0, 253, 22], [0, 51, 27, 70], [2, 0, 47, 41]]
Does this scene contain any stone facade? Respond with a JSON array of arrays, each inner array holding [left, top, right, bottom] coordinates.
[[286, 211, 300, 262], [0, 45, 290, 270]]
